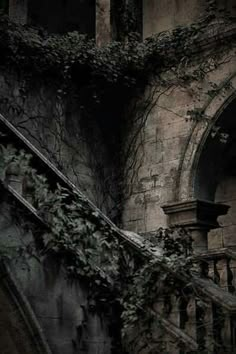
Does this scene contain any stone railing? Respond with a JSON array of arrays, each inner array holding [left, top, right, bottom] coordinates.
[[197, 248, 236, 293], [194, 249, 236, 352]]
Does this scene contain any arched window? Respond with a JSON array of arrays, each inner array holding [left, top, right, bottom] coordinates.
[[28, 0, 96, 36]]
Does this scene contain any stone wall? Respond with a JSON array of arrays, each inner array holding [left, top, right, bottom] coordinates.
[[143, 0, 206, 38], [0, 193, 113, 354], [121, 47, 236, 236], [0, 70, 118, 219], [143, 0, 236, 38], [0, 279, 44, 354]]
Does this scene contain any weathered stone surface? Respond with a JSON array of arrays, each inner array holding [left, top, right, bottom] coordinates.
[[0, 196, 113, 354], [143, 0, 206, 37], [96, 0, 111, 46], [1, 2, 236, 352], [122, 49, 236, 236]]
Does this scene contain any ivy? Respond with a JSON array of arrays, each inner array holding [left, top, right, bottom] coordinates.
[[0, 4, 235, 351], [0, 144, 198, 352], [0, 9, 234, 103]]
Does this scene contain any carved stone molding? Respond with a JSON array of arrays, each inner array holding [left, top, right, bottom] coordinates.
[[162, 199, 229, 229], [162, 199, 229, 253]]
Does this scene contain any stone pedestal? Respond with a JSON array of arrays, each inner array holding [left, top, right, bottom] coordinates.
[[162, 199, 229, 253]]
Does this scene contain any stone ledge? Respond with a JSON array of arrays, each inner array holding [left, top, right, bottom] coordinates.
[[195, 247, 236, 261], [162, 199, 229, 229]]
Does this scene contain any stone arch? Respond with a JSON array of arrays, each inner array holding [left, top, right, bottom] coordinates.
[[0, 262, 52, 354], [177, 75, 236, 202], [162, 78, 236, 252], [194, 98, 236, 201]]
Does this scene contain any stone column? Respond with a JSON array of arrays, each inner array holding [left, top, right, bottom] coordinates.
[[9, 0, 28, 25], [96, 0, 111, 46], [162, 199, 229, 254]]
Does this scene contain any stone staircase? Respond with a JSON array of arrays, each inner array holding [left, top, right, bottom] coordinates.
[[0, 112, 236, 353]]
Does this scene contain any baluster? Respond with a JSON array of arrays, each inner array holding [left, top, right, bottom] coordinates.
[[153, 296, 166, 315], [4, 161, 23, 195], [167, 296, 182, 354], [221, 311, 233, 353], [168, 294, 180, 327], [215, 258, 228, 290], [185, 296, 197, 340], [179, 295, 197, 340], [231, 315, 236, 348], [153, 296, 180, 353], [207, 260, 215, 282], [212, 304, 226, 352], [214, 259, 220, 285], [196, 298, 214, 353], [199, 260, 209, 278], [228, 258, 236, 293], [22, 174, 35, 204]]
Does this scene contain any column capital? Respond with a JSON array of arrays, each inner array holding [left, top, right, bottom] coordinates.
[[162, 199, 229, 230]]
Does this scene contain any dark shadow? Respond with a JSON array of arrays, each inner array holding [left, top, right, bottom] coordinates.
[[28, 0, 95, 36], [194, 98, 236, 201]]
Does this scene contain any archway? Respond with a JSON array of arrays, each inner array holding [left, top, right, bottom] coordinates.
[[163, 84, 236, 253], [177, 75, 236, 202], [194, 98, 236, 249]]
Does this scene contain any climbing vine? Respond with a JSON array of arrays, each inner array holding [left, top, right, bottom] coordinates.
[[0, 2, 235, 103], [0, 3, 235, 351], [0, 3, 235, 221], [0, 144, 199, 352]]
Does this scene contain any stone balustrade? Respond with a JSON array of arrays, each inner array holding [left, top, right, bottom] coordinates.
[[195, 249, 236, 352]]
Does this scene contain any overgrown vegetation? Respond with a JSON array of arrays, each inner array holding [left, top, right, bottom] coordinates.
[[0, 4, 235, 219], [0, 2, 234, 104], [0, 1, 235, 352], [0, 144, 199, 353]]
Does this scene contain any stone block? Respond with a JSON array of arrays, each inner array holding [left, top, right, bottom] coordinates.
[[208, 228, 224, 250], [222, 225, 236, 247]]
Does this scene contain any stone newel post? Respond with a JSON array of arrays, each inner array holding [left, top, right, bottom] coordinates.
[[162, 199, 229, 253], [5, 161, 23, 195]]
